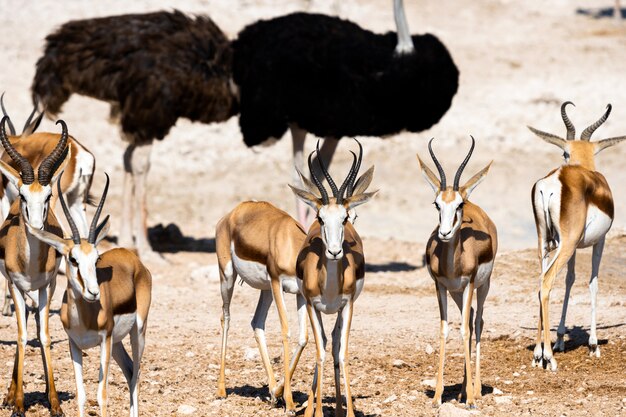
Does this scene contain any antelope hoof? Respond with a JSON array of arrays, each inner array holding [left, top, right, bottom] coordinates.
[[432, 398, 442, 408], [589, 344, 600, 358], [545, 356, 557, 372]]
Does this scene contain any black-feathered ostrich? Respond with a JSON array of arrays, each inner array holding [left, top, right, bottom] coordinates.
[[233, 0, 459, 223], [32, 10, 237, 259]]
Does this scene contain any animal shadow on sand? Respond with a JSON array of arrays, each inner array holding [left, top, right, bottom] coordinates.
[[23, 390, 73, 412], [576, 7, 625, 19], [105, 223, 216, 253], [523, 324, 624, 353], [365, 261, 421, 273], [227, 385, 375, 417], [424, 383, 494, 404]]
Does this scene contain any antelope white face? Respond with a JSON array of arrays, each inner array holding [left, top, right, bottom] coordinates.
[[18, 183, 53, 230], [317, 203, 349, 260], [434, 190, 464, 242], [66, 242, 101, 302]]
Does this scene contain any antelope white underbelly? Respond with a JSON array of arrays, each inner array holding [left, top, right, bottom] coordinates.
[[67, 328, 103, 350], [231, 243, 270, 290], [579, 204, 612, 248], [112, 313, 137, 344], [279, 274, 299, 294]]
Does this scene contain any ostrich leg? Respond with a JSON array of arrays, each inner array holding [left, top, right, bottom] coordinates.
[[120, 143, 136, 249]]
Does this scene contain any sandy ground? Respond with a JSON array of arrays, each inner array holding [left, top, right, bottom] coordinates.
[[0, 0, 625, 416]]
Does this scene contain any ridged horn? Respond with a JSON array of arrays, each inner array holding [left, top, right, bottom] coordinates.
[[316, 140, 339, 197], [308, 151, 329, 205], [561, 101, 576, 140], [57, 172, 81, 244], [428, 138, 446, 190], [0, 116, 35, 184], [581, 104, 612, 141], [0, 93, 16, 136], [337, 151, 358, 204], [38, 119, 69, 186], [346, 138, 363, 197], [88, 173, 110, 244], [453, 136, 476, 191]]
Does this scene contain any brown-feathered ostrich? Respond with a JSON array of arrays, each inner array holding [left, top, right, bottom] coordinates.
[[233, 0, 459, 224], [32, 10, 237, 259]]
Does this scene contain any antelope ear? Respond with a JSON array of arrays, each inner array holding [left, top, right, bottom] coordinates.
[[22, 109, 45, 137], [94, 215, 110, 246], [460, 161, 492, 199], [26, 223, 69, 254], [416, 154, 440, 194], [0, 159, 21, 188], [594, 136, 626, 154], [50, 143, 72, 185], [352, 165, 375, 195], [527, 126, 568, 151], [295, 167, 320, 198], [345, 190, 378, 210], [288, 184, 321, 210]]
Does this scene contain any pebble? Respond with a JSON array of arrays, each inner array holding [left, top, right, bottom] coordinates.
[[244, 347, 259, 361], [382, 394, 397, 404], [177, 404, 197, 414], [513, 372, 520, 377], [421, 379, 436, 388], [494, 395, 513, 405], [424, 344, 435, 355], [503, 380, 513, 385], [492, 387, 503, 395], [437, 402, 473, 417], [392, 359, 407, 368]]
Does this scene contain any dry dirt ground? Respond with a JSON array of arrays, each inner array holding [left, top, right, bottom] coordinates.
[[0, 0, 625, 416]]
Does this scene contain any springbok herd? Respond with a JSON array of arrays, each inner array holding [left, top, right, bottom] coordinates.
[[0, 95, 623, 417]]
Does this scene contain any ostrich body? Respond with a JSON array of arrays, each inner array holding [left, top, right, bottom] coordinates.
[[233, 0, 459, 223], [33, 10, 237, 258]]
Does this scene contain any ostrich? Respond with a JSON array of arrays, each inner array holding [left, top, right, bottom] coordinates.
[[32, 10, 237, 259], [233, 0, 459, 224]]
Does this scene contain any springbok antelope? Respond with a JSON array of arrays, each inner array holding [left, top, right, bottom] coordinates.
[[417, 137, 497, 407], [529, 102, 626, 371], [215, 200, 308, 414], [28, 173, 152, 417], [0, 96, 95, 316], [0, 115, 70, 417], [290, 142, 376, 417], [215, 144, 373, 414]]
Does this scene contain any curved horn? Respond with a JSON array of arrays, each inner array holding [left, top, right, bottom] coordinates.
[[0, 93, 16, 136], [346, 138, 363, 197], [316, 140, 339, 197], [561, 101, 576, 140], [57, 172, 81, 244], [428, 138, 446, 190], [38, 119, 69, 186], [308, 151, 329, 205], [337, 151, 358, 204], [0, 116, 35, 184], [581, 104, 612, 141], [453, 136, 476, 191], [88, 173, 110, 244], [22, 97, 44, 136]]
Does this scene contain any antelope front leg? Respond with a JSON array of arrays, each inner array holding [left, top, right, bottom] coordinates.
[[305, 305, 326, 417], [588, 237, 605, 358], [97, 336, 113, 417], [4, 284, 27, 416], [339, 301, 355, 417], [555, 254, 576, 352], [69, 340, 86, 417], [474, 281, 490, 400], [461, 282, 476, 408], [38, 286, 64, 416], [216, 267, 236, 399], [270, 279, 296, 414], [433, 282, 448, 406], [275, 294, 309, 400]]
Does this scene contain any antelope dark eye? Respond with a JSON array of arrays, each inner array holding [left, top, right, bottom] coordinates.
[[19, 194, 25, 202], [342, 217, 348, 225], [563, 152, 570, 159], [69, 256, 78, 265], [317, 216, 324, 226], [458, 202, 464, 210]]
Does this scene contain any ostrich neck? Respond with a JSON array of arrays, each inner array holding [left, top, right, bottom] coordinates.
[[394, 0, 415, 55]]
